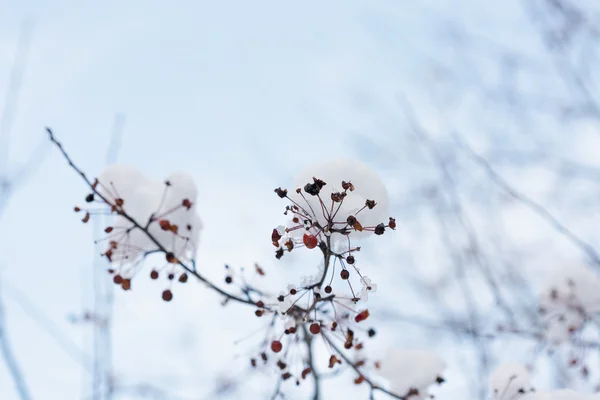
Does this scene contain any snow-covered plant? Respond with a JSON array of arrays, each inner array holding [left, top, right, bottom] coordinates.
[[47, 128, 441, 399], [489, 363, 600, 400], [378, 349, 446, 399], [538, 264, 600, 345], [489, 363, 535, 400]]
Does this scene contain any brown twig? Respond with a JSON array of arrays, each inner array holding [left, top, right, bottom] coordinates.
[[46, 127, 262, 308], [321, 332, 406, 400]]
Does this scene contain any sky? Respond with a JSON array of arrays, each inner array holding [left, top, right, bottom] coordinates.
[[2, 1, 600, 399]]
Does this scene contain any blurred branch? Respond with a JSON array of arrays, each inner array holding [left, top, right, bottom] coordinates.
[[0, 19, 33, 174], [301, 323, 320, 400], [0, 281, 33, 400], [452, 132, 600, 266], [2, 279, 93, 371]]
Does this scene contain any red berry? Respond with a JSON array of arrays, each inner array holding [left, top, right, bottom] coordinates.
[[162, 290, 173, 302], [271, 340, 283, 353], [355, 309, 370, 323], [340, 270, 350, 280], [150, 270, 159, 279], [309, 323, 321, 335], [388, 217, 396, 229], [303, 234, 318, 249]]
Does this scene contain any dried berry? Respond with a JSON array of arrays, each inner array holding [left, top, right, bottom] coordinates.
[[329, 355, 341, 368], [341, 181, 354, 191], [340, 270, 350, 280], [303, 234, 318, 249], [303, 183, 320, 196], [165, 252, 177, 263], [162, 289, 173, 302], [274, 187, 288, 198], [302, 368, 312, 379], [271, 341, 283, 353], [388, 217, 396, 229], [159, 220, 171, 231], [121, 279, 131, 291], [309, 323, 321, 335], [346, 255, 355, 264], [374, 223, 385, 235], [355, 309, 370, 323], [324, 285, 332, 294], [271, 228, 282, 245], [275, 248, 284, 259], [331, 192, 346, 202], [150, 270, 159, 280]]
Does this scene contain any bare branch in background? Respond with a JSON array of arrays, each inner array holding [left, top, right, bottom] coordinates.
[[0, 281, 33, 400]]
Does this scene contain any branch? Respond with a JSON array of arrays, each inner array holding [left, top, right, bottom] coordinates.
[[301, 324, 320, 400], [453, 132, 600, 267], [321, 332, 405, 400], [0, 286, 33, 400], [46, 127, 263, 308]]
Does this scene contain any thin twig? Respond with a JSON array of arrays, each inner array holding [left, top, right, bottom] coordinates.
[[0, 282, 33, 400], [321, 332, 405, 400], [453, 132, 600, 267], [46, 127, 262, 308]]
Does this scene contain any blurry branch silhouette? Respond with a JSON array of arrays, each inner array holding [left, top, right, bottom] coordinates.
[[452, 132, 600, 267], [320, 333, 406, 400], [0, 19, 38, 400], [523, 0, 600, 124], [0, 284, 33, 400], [91, 113, 126, 400], [375, 2, 600, 395], [399, 99, 496, 398], [5, 273, 190, 400], [2, 280, 94, 371], [0, 19, 33, 175], [301, 323, 320, 400]]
